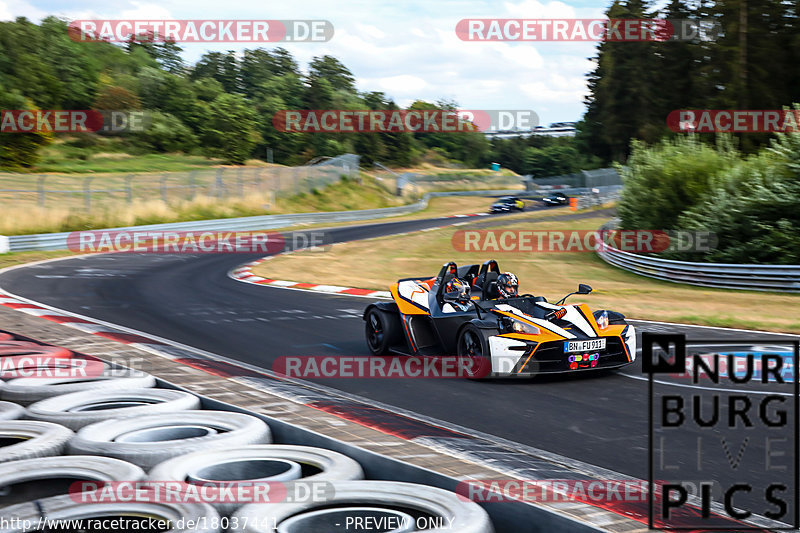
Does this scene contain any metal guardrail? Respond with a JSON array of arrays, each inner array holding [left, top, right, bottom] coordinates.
[[596, 221, 800, 292], [3, 189, 525, 252], [4, 186, 618, 252]]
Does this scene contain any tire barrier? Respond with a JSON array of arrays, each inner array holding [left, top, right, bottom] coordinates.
[[0, 401, 23, 420], [0, 368, 156, 406], [148, 444, 365, 513], [0, 493, 221, 533], [232, 480, 495, 533], [0, 330, 500, 531], [0, 420, 73, 463], [26, 388, 201, 430], [67, 411, 273, 469], [0, 455, 145, 505]]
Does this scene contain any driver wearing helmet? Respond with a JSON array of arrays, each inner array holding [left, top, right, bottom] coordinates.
[[442, 277, 472, 313], [495, 272, 519, 299]]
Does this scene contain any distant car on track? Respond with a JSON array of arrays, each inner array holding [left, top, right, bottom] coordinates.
[[488, 196, 524, 213], [363, 260, 636, 377], [541, 193, 569, 206]]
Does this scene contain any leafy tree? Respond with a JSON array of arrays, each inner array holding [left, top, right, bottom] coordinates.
[[93, 85, 141, 110], [677, 127, 800, 263], [199, 93, 261, 164], [129, 111, 198, 153], [190, 51, 240, 93], [307, 55, 356, 92], [618, 136, 739, 230], [0, 88, 52, 168]]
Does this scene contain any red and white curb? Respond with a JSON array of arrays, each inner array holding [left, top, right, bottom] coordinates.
[[226, 214, 490, 298], [0, 291, 176, 354], [230, 258, 391, 299]]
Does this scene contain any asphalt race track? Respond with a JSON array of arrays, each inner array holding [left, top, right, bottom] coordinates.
[[2, 209, 797, 517]]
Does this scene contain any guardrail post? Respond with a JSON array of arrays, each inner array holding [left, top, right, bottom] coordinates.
[[83, 176, 94, 212], [188, 171, 197, 200], [216, 168, 224, 200], [37, 175, 46, 207], [160, 173, 168, 203], [125, 174, 134, 204]]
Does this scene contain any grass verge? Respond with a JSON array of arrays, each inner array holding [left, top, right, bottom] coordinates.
[[0, 251, 79, 271], [254, 213, 800, 334]]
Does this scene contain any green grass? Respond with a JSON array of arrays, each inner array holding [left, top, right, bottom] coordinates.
[[14, 138, 231, 173], [33, 153, 224, 173], [0, 250, 78, 270], [257, 213, 800, 334]]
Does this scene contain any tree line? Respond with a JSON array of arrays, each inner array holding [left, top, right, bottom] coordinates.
[[580, 0, 800, 162], [0, 16, 594, 176]]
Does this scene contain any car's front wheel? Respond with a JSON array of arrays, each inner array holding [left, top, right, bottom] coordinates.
[[364, 307, 402, 355], [456, 325, 493, 378]]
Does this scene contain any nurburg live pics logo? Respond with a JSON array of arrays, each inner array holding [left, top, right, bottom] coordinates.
[[643, 333, 799, 530]]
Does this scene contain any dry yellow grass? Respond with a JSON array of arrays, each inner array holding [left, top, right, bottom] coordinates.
[[254, 214, 800, 333]]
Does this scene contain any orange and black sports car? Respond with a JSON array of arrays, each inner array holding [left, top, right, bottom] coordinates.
[[363, 260, 636, 377]]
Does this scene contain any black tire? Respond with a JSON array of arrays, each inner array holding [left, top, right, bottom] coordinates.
[[364, 307, 401, 355], [0, 421, 74, 463], [456, 325, 493, 378]]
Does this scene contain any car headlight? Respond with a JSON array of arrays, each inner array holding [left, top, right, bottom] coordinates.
[[510, 320, 540, 335], [597, 310, 609, 330]]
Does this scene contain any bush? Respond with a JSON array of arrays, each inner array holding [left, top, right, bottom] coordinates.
[[677, 131, 800, 264], [0, 89, 52, 169], [618, 136, 739, 231], [129, 111, 198, 153]]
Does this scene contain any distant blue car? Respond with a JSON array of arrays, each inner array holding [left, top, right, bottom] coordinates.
[[489, 196, 524, 213]]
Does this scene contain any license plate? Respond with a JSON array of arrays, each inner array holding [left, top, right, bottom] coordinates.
[[564, 339, 606, 353]]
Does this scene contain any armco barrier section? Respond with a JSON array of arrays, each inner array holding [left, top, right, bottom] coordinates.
[[4, 187, 619, 252], [596, 221, 800, 292]]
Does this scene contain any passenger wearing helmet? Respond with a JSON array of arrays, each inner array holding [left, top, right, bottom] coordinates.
[[442, 277, 472, 313], [495, 272, 519, 299]]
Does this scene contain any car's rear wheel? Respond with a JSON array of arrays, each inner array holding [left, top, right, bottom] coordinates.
[[456, 325, 492, 378], [365, 308, 401, 355]]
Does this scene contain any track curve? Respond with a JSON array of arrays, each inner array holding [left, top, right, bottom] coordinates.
[[1, 210, 796, 511]]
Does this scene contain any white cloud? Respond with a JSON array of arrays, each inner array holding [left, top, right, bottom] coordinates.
[[0, 0, 46, 21], [0, 0, 599, 122], [503, 0, 576, 18], [119, 2, 173, 20], [374, 74, 428, 94]]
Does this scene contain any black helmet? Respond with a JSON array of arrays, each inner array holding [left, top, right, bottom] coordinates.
[[496, 272, 519, 298], [444, 277, 471, 304]]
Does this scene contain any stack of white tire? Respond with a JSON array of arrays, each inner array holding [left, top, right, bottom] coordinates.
[[0, 353, 494, 532]]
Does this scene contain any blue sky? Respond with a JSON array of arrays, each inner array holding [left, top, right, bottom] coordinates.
[[0, 0, 640, 124]]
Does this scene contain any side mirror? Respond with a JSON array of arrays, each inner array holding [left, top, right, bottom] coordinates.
[[578, 284, 593, 295]]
